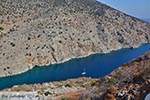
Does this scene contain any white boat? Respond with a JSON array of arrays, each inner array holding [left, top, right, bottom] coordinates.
[[81, 71, 86, 75], [81, 68, 86, 75]]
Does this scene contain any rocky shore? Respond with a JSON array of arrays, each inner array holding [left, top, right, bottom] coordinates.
[[0, 0, 150, 77], [2, 51, 150, 100]]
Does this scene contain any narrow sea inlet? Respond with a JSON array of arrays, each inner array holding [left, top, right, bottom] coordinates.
[[0, 44, 150, 90]]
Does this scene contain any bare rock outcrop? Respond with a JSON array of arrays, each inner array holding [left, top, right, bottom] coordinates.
[[0, 0, 150, 77]]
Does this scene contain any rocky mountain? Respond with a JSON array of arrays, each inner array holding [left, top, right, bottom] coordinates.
[[0, 0, 150, 77]]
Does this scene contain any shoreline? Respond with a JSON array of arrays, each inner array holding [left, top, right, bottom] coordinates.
[[0, 43, 147, 78], [2, 51, 150, 100]]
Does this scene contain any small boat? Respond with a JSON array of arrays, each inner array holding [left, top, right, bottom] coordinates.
[[81, 71, 86, 75], [81, 68, 86, 75]]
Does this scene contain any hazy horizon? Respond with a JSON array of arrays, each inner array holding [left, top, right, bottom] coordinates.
[[97, 0, 150, 22]]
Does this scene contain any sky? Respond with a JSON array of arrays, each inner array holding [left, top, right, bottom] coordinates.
[[97, 0, 150, 22]]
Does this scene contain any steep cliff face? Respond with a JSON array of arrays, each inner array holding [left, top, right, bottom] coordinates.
[[0, 0, 150, 77]]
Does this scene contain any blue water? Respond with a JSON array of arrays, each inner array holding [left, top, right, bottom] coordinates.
[[0, 44, 150, 90]]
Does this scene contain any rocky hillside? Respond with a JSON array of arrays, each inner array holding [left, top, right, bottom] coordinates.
[[0, 0, 150, 77], [2, 52, 150, 100]]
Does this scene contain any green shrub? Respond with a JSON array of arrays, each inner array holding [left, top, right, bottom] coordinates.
[[91, 81, 99, 86], [115, 71, 123, 78], [10, 28, 15, 32], [65, 84, 72, 87], [0, 27, 4, 31], [44, 91, 51, 96], [108, 78, 117, 85], [80, 84, 85, 88], [100, 77, 106, 82], [12, 87, 21, 91]]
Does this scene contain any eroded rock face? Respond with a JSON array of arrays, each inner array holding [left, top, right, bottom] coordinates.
[[0, 0, 150, 77]]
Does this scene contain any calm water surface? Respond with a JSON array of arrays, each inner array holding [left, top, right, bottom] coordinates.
[[0, 44, 150, 90]]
